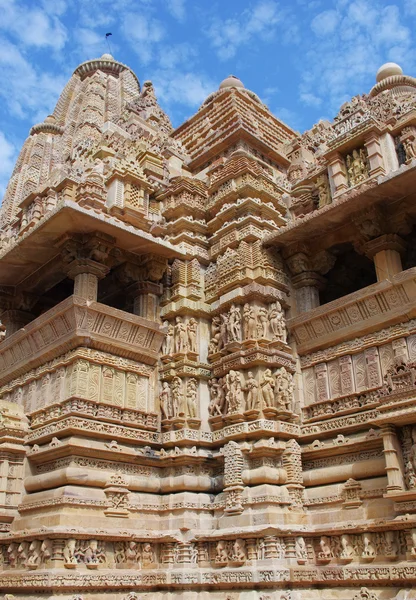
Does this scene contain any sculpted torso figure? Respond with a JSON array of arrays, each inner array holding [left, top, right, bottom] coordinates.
[[261, 369, 275, 408]]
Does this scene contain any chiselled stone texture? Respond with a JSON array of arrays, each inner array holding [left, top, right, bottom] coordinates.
[[1, 57, 416, 600]]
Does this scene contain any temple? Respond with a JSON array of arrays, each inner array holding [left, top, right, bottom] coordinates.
[[0, 54, 416, 599]]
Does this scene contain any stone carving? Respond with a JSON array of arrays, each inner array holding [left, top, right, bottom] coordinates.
[[316, 172, 331, 207], [174, 316, 188, 353], [346, 148, 369, 186], [243, 371, 260, 410], [268, 301, 286, 342], [162, 320, 174, 356], [243, 303, 257, 340], [224, 370, 244, 414], [186, 378, 198, 418], [171, 376, 184, 417], [227, 304, 242, 342], [160, 381, 172, 420], [209, 316, 221, 353], [74, 540, 106, 566], [260, 369, 275, 408], [187, 318, 198, 353], [274, 367, 294, 411]]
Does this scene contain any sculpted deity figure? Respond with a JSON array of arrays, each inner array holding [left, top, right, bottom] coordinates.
[[228, 304, 242, 342], [268, 301, 286, 342], [384, 531, 398, 558], [187, 317, 198, 353], [403, 137, 416, 161], [260, 369, 275, 408], [340, 534, 354, 559], [219, 313, 229, 349], [243, 303, 257, 340], [225, 370, 244, 414], [63, 539, 77, 564], [209, 316, 221, 353], [257, 306, 269, 338], [274, 367, 294, 411], [75, 540, 105, 564], [162, 321, 174, 356], [186, 378, 198, 418], [171, 377, 184, 417], [174, 316, 188, 353], [362, 533, 376, 559], [316, 173, 331, 207], [295, 537, 308, 561], [159, 381, 172, 420], [346, 148, 368, 186], [208, 378, 224, 416], [215, 540, 228, 564], [318, 536, 332, 559], [244, 371, 260, 410], [141, 543, 155, 566], [232, 539, 246, 562]]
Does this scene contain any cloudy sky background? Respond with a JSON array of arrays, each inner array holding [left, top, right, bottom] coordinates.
[[1, 0, 416, 198]]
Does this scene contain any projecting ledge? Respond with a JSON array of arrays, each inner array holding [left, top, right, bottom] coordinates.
[[288, 267, 416, 355], [0, 295, 165, 386]]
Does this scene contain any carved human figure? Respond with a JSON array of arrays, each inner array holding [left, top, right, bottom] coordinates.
[[257, 306, 269, 338], [274, 367, 294, 411], [346, 148, 368, 185], [76, 540, 105, 564], [219, 313, 229, 349], [27, 540, 42, 566], [340, 534, 354, 559], [7, 543, 17, 567], [186, 378, 198, 418], [295, 537, 308, 561], [16, 542, 28, 566], [244, 371, 260, 410], [162, 321, 174, 356], [232, 539, 246, 562], [318, 536, 332, 559], [141, 543, 155, 566], [171, 377, 184, 417], [260, 369, 275, 408], [384, 531, 398, 558], [316, 173, 331, 207], [243, 303, 257, 340], [63, 539, 77, 564], [268, 301, 286, 342], [159, 381, 172, 420], [209, 316, 221, 353], [403, 137, 416, 160], [228, 304, 241, 342], [187, 318, 198, 353], [215, 540, 228, 563], [174, 316, 188, 353], [225, 370, 244, 414], [125, 541, 139, 564], [208, 378, 224, 416], [362, 533, 376, 559]]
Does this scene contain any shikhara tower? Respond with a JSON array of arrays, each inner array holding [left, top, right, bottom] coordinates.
[[1, 54, 416, 600]]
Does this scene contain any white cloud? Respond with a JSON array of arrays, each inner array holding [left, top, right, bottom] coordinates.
[[301, 0, 414, 114], [153, 70, 215, 109], [0, 131, 19, 200], [206, 0, 287, 60], [0, 37, 67, 121], [0, 0, 67, 50], [311, 9, 339, 35], [167, 0, 186, 22], [122, 12, 165, 64]]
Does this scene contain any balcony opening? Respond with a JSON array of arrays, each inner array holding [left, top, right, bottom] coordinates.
[[31, 277, 74, 317], [319, 243, 377, 305], [402, 226, 416, 270]]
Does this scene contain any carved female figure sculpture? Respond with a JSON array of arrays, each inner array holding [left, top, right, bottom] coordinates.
[[340, 534, 354, 559], [208, 378, 224, 416], [63, 539, 77, 564], [141, 543, 155, 566], [295, 537, 308, 562], [171, 377, 184, 417], [186, 378, 198, 418], [159, 381, 172, 420], [362, 533, 376, 559], [257, 306, 269, 339], [318, 536, 332, 559], [162, 321, 174, 356], [244, 372, 259, 410], [187, 318, 198, 353], [228, 304, 242, 342], [209, 316, 221, 353], [275, 367, 294, 411], [219, 314, 229, 349], [268, 302, 286, 342], [261, 369, 275, 408], [174, 316, 188, 353], [243, 303, 257, 340]]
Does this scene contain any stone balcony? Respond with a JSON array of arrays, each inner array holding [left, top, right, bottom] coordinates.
[[0, 295, 165, 386], [289, 267, 416, 355]]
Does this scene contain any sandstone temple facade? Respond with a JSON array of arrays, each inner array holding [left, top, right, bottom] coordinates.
[[1, 55, 416, 600]]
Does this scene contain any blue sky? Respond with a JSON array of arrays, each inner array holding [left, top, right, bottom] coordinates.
[[0, 0, 416, 198]]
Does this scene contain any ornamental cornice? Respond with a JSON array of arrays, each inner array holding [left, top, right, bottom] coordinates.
[[73, 57, 140, 88]]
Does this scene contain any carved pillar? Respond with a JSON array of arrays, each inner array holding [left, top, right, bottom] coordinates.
[[381, 424, 406, 492], [128, 281, 163, 321], [292, 272, 325, 313], [364, 234, 406, 281], [67, 259, 109, 302], [364, 131, 386, 178], [327, 152, 348, 196]]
